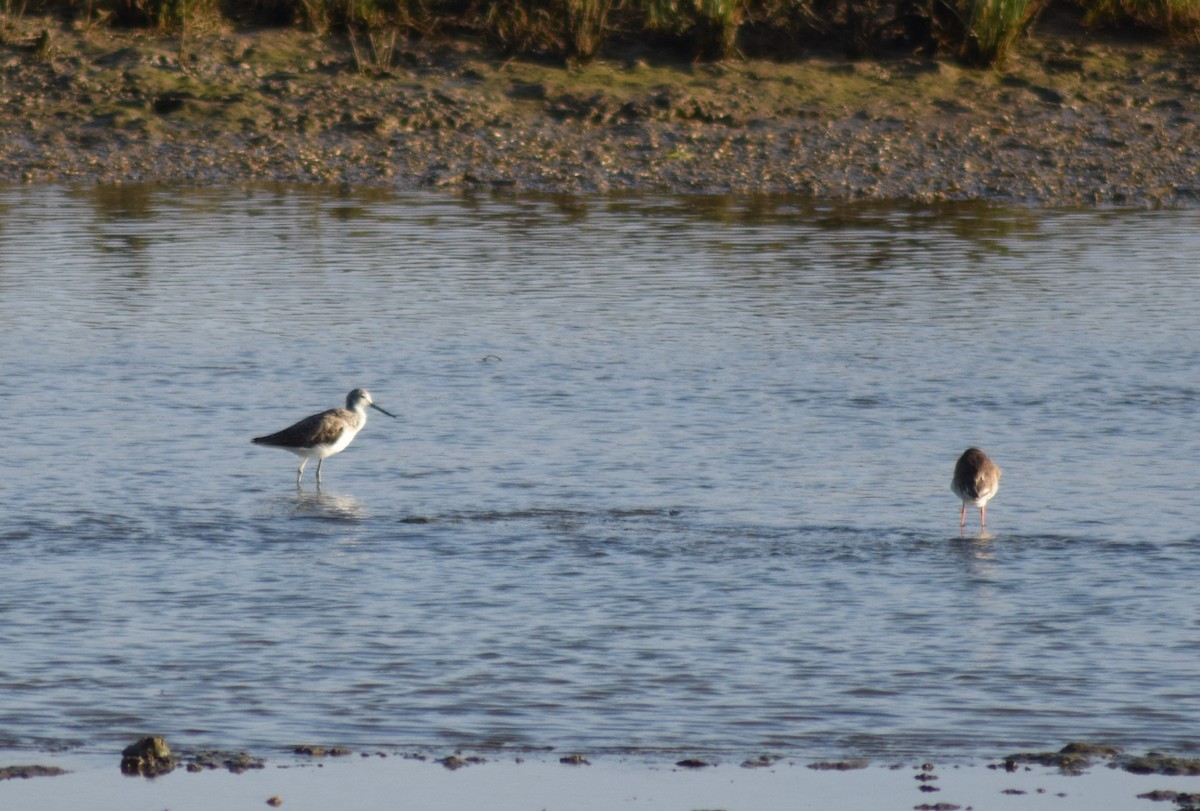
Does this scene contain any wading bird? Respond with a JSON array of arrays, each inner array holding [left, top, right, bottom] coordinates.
[[252, 388, 395, 486], [951, 447, 1001, 530]]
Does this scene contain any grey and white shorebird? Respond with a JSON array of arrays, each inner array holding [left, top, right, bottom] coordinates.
[[252, 388, 396, 486], [951, 447, 1001, 530]]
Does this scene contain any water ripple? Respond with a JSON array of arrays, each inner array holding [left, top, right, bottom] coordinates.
[[2, 189, 1199, 759]]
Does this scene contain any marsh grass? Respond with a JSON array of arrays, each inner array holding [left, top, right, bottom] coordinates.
[[1083, 0, 1200, 35], [693, 0, 744, 57], [298, 0, 333, 31], [97, 0, 221, 29], [958, 0, 1047, 65], [482, 0, 561, 55], [644, 0, 744, 58], [480, 0, 609, 61], [565, 0, 610, 59], [11, 0, 1200, 63], [348, 22, 398, 71], [0, 0, 26, 46], [2, 0, 28, 19]]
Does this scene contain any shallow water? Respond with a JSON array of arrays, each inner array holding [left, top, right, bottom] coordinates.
[[1, 187, 1199, 759]]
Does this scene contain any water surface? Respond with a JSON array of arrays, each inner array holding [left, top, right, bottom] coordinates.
[[1, 187, 1198, 759]]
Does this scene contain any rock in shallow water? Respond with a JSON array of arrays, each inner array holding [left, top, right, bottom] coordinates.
[[120, 735, 175, 777]]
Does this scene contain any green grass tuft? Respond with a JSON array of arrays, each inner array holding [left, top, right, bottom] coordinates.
[[958, 0, 1047, 66]]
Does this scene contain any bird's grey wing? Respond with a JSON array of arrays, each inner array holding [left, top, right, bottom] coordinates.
[[253, 408, 345, 447]]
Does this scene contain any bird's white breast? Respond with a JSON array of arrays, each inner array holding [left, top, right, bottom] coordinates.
[[319, 424, 360, 458]]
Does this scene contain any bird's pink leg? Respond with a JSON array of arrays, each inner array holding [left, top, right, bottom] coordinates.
[[980, 505, 987, 528], [960, 503, 967, 528]]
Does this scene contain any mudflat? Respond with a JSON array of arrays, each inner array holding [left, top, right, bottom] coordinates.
[[2, 14, 1198, 204], [6, 745, 1200, 811]]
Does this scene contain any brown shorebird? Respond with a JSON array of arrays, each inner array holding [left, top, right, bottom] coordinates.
[[951, 447, 1001, 530], [252, 388, 395, 486]]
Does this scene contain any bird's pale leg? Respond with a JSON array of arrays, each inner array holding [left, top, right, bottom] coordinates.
[[980, 504, 987, 529], [960, 503, 967, 528], [296, 458, 308, 487], [316, 458, 324, 487]]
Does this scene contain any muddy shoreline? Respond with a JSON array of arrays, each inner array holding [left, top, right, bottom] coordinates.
[[2, 15, 1199, 205], [7, 741, 1200, 811]]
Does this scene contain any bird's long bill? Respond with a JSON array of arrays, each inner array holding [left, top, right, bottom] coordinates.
[[371, 402, 397, 418]]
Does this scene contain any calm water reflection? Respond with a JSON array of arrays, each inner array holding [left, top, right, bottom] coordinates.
[[1, 186, 1198, 758]]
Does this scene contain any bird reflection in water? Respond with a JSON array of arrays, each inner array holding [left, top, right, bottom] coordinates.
[[292, 489, 368, 521]]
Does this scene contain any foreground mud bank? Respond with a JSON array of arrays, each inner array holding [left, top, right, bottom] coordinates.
[[1, 16, 1199, 205], [7, 744, 1200, 811]]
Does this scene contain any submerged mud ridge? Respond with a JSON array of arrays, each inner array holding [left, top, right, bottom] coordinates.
[[2, 17, 1200, 205], [98, 739, 1200, 780], [0, 764, 68, 780], [9, 740, 1200, 811]]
